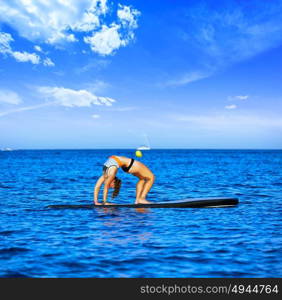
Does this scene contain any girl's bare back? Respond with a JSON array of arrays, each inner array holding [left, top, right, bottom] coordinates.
[[117, 156, 153, 179]]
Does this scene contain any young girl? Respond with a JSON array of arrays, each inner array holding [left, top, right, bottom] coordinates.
[[94, 155, 155, 205]]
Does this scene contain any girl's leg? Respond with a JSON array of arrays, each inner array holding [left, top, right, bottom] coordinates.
[[135, 179, 146, 203], [137, 175, 155, 203]]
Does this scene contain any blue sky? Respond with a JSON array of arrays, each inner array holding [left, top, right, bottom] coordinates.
[[0, 0, 282, 149]]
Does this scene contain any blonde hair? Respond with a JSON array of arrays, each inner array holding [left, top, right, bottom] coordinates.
[[112, 177, 122, 199]]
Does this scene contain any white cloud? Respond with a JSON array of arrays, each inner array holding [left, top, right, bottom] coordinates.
[[0, 102, 52, 117], [0, 0, 106, 44], [43, 57, 55, 67], [92, 114, 100, 119], [0, 31, 13, 53], [194, 8, 282, 64], [84, 24, 125, 56], [72, 11, 100, 32], [174, 113, 282, 130], [0, 31, 42, 65], [161, 71, 211, 87], [107, 106, 138, 112], [84, 4, 140, 55], [0, 90, 22, 105], [171, 2, 282, 87], [0, 86, 116, 117], [34, 45, 43, 52], [0, 1, 140, 56], [11, 51, 40, 64], [228, 95, 249, 101], [236, 95, 249, 100], [225, 104, 237, 110], [225, 95, 248, 110], [37, 86, 115, 107], [85, 80, 110, 93], [117, 4, 140, 28], [76, 59, 110, 74]]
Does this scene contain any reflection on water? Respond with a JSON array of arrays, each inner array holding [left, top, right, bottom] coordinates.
[[134, 208, 150, 213]]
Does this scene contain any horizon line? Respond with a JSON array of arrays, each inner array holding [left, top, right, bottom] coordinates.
[[1, 148, 282, 151]]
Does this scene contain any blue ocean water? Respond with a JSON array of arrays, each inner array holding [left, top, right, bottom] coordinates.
[[0, 149, 281, 278]]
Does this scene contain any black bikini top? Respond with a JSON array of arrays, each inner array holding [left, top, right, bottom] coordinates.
[[122, 158, 135, 172]]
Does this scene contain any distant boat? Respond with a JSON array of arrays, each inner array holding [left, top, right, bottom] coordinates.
[[137, 134, 151, 150], [137, 145, 150, 150], [1, 148, 13, 151]]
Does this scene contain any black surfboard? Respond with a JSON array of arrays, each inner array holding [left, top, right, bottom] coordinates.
[[47, 197, 239, 209]]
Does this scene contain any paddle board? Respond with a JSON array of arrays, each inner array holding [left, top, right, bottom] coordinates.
[[47, 197, 239, 209]]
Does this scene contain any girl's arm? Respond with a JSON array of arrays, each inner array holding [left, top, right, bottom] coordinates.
[[94, 175, 105, 204], [103, 167, 117, 204]]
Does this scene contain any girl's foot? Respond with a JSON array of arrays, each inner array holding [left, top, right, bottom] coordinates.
[[135, 199, 151, 204]]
